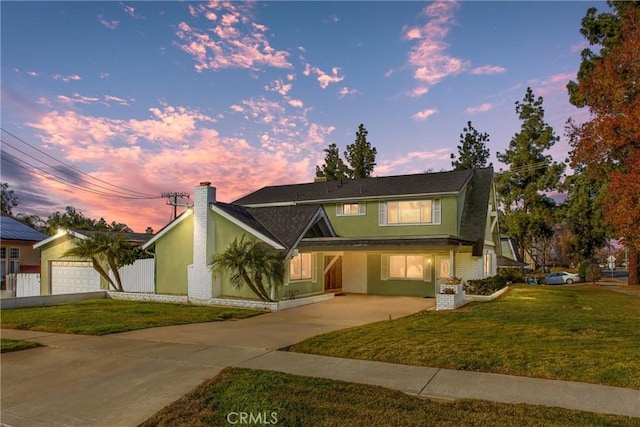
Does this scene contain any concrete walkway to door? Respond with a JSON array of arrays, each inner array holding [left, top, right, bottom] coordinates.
[[2, 294, 639, 426]]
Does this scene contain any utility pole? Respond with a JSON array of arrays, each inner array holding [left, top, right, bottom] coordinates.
[[161, 192, 190, 221]]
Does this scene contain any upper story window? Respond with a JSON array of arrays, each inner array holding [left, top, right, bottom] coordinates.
[[0, 247, 6, 259], [290, 253, 312, 281], [336, 202, 366, 216], [9, 248, 19, 259], [379, 199, 441, 225]]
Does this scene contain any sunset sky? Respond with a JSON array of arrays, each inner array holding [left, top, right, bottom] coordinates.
[[1, 1, 603, 232]]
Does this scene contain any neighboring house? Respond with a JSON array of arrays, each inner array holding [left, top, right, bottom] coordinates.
[[498, 235, 527, 271], [0, 216, 48, 288], [34, 230, 154, 295], [143, 168, 500, 300]]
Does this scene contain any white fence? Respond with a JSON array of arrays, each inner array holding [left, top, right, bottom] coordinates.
[[110, 258, 155, 293], [3, 273, 41, 298], [3, 259, 155, 298]]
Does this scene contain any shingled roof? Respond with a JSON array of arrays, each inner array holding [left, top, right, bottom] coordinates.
[[234, 169, 475, 206], [0, 216, 48, 242], [214, 203, 334, 251], [459, 168, 494, 244]]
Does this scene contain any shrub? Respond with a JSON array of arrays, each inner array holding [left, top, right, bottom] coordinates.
[[465, 275, 509, 296], [586, 263, 603, 283], [497, 268, 525, 284]]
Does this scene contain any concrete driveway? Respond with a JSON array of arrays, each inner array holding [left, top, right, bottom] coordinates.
[[1, 294, 433, 427]]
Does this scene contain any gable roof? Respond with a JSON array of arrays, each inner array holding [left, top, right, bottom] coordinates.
[[234, 169, 475, 206], [215, 203, 335, 252], [34, 229, 154, 249], [0, 216, 48, 242]]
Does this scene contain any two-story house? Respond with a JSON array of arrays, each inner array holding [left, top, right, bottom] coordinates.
[[143, 168, 500, 300]]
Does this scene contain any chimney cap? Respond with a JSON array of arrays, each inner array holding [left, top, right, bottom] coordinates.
[[199, 181, 211, 187]]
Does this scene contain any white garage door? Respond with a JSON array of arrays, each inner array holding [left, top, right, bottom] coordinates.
[[51, 261, 101, 294]]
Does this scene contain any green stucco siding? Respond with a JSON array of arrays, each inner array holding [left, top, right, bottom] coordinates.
[[214, 215, 271, 300], [155, 215, 193, 295], [324, 196, 459, 237], [366, 253, 436, 297]]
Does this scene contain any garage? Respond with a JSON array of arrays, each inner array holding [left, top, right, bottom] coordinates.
[[51, 260, 101, 294]]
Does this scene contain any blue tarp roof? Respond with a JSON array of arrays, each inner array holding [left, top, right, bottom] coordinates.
[[0, 216, 48, 242]]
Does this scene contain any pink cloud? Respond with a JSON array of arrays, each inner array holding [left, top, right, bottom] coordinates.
[[412, 108, 438, 121], [470, 65, 506, 75], [529, 72, 576, 96], [175, 2, 291, 71], [123, 5, 136, 18], [304, 64, 344, 89], [408, 87, 429, 98], [288, 99, 304, 108], [265, 79, 293, 96], [24, 103, 330, 231], [465, 103, 493, 114], [338, 87, 359, 99]]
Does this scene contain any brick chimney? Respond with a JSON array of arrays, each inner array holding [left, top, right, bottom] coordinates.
[[187, 181, 218, 300]]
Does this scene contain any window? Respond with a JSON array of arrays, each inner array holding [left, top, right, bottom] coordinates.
[[9, 248, 19, 259], [382, 254, 431, 281], [336, 203, 366, 216], [379, 199, 441, 225], [0, 247, 6, 259], [290, 253, 312, 281]]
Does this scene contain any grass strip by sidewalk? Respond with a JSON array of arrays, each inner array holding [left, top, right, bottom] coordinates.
[[292, 285, 640, 389], [0, 299, 262, 335], [0, 338, 41, 353], [140, 367, 640, 427]]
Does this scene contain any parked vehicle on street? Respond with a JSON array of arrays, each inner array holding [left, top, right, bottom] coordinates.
[[545, 271, 581, 285]]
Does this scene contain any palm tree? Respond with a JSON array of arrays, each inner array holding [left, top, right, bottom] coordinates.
[[63, 232, 130, 292], [211, 236, 285, 302]]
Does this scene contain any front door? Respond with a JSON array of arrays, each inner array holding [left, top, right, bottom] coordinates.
[[324, 255, 342, 292]]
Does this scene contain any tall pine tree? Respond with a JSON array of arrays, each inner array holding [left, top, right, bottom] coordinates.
[[497, 87, 565, 262], [345, 124, 377, 179], [315, 143, 349, 180], [450, 121, 492, 170]]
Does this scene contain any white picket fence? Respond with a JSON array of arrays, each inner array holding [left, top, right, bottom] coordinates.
[[110, 258, 155, 293], [4, 258, 155, 298]]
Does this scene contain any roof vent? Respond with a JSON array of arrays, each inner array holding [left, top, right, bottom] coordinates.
[[199, 181, 211, 187]]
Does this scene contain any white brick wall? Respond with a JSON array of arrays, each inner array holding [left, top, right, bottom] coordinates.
[[455, 252, 482, 283], [188, 182, 216, 300]]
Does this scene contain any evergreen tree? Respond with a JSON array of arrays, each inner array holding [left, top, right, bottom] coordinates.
[[315, 143, 349, 180], [561, 169, 609, 260], [450, 121, 492, 170], [496, 87, 565, 261], [345, 124, 377, 179]]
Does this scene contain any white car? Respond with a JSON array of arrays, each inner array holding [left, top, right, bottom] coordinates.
[[545, 271, 581, 285]]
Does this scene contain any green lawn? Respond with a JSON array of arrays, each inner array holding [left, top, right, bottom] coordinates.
[[292, 285, 640, 389], [0, 338, 41, 353], [0, 299, 262, 335], [141, 368, 640, 427]]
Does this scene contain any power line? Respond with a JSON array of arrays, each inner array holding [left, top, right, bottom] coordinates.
[[1, 139, 160, 199], [1, 128, 158, 197], [1, 153, 162, 200]]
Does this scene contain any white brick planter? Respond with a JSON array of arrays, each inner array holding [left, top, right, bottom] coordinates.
[[436, 283, 466, 311]]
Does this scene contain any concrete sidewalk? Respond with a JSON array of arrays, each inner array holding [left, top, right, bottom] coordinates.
[[2, 328, 639, 426]]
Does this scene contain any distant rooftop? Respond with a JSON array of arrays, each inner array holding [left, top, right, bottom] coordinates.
[[0, 216, 48, 242]]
